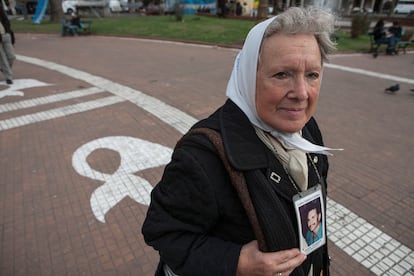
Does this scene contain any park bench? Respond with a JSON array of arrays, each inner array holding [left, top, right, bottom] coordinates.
[[368, 31, 412, 55], [395, 41, 412, 54], [78, 20, 93, 34], [61, 19, 93, 36]]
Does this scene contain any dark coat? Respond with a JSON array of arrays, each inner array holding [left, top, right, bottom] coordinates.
[[142, 99, 329, 276], [0, 5, 14, 45], [0, 6, 12, 34]]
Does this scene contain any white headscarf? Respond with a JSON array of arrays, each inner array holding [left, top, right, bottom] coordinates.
[[226, 16, 341, 155]]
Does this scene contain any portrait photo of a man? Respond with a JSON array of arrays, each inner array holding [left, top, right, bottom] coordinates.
[[305, 203, 323, 245], [295, 192, 326, 255]]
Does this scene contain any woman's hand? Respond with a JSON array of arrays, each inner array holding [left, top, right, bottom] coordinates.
[[236, 240, 306, 276]]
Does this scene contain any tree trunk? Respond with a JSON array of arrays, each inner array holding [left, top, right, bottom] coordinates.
[[257, 0, 268, 19], [272, 0, 278, 14], [49, 0, 64, 22]]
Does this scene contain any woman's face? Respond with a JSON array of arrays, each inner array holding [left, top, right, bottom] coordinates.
[[255, 33, 322, 133]]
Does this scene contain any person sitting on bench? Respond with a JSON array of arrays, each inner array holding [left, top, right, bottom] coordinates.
[[388, 21, 403, 45], [372, 19, 401, 56], [373, 19, 386, 45], [62, 12, 81, 36]]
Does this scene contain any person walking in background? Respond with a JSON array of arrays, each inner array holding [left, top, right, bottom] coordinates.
[[0, 4, 16, 85], [142, 6, 341, 276]]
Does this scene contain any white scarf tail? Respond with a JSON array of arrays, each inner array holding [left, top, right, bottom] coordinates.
[[270, 131, 343, 156]]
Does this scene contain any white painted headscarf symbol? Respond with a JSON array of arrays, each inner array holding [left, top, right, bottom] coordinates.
[[226, 17, 341, 155], [72, 136, 172, 223]]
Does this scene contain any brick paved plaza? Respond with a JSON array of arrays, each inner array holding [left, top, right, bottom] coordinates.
[[0, 33, 413, 275]]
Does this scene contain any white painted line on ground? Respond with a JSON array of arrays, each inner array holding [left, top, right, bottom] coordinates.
[[0, 96, 124, 131], [0, 87, 104, 114], [16, 54, 413, 275], [325, 63, 414, 84], [17, 55, 197, 134]]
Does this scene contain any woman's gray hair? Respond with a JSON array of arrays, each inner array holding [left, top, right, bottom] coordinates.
[[262, 6, 337, 63]]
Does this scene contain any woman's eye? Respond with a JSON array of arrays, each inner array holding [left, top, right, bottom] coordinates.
[[307, 72, 320, 79], [273, 72, 288, 79]]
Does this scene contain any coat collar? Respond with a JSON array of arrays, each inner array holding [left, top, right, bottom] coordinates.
[[220, 99, 269, 170]]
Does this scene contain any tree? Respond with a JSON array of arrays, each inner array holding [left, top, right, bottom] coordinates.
[[257, 0, 268, 19], [272, 0, 279, 15], [49, 0, 64, 22]]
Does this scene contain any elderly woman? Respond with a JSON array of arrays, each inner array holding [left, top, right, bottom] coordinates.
[[142, 6, 339, 276]]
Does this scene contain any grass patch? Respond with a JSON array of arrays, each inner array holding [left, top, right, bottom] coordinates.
[[12, 17, 62, 33], [334, 30, 372, 52], [12, 15, 256, 45], [11, 15, 382, 52]]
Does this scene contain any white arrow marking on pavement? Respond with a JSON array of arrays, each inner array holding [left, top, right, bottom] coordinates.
[[0, 79, 50, 99]]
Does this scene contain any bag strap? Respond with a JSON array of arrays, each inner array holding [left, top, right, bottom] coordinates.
[[185, 127, 268, 251]]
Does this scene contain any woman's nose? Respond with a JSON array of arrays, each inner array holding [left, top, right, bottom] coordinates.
[[288, 76, 308, 100]]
